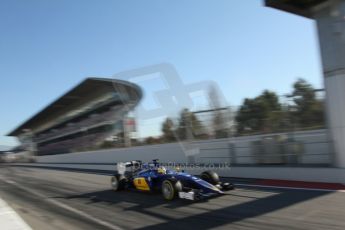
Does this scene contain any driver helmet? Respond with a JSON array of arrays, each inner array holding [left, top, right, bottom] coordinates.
[[157, 166, 167, 174]]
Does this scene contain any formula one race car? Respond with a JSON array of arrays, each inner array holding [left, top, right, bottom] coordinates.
[[110, 159, 234, 201]]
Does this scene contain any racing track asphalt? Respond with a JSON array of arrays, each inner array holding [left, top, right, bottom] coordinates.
[[0, 165, 344, 230]]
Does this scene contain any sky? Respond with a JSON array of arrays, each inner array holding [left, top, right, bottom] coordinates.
[[0, 0, 323, 146]]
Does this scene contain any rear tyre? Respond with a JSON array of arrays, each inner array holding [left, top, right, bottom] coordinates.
[[200, 170, 220, 185], [111, 174, 127, 191], [161, 179, 182, 201]]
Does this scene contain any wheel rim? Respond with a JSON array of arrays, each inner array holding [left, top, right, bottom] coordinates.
[[162, 182, 173, 199], [111, 177, 118, 190]]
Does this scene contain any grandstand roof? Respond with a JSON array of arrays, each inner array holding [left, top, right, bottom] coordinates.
[[265, 0, 327, 18], [7, 77, 142, 136]]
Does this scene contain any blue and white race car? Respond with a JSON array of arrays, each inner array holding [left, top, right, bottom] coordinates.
[[111, 159, 234, 201]]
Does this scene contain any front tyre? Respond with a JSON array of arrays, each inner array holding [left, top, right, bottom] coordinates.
[[161, 179, 182, 201], [200, 170, 220, 185]]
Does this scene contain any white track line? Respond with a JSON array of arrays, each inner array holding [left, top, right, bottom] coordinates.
[[0, 178, 123, 230], [235, 183, 345, 193], [0, 197, 32, 230]]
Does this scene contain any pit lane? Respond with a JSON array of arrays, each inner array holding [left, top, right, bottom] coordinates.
[[0, 166, 344, 230]]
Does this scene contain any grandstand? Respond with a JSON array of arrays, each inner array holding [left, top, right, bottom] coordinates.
[[7, 78, 142, 155]]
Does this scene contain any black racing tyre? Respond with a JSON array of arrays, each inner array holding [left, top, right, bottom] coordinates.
[[161, 179, 182, 201], [200, 170, 220, 185], [111, 174, 127, 191]]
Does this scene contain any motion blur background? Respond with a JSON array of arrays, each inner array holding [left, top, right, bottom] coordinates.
[[0, 0, 340, 170]]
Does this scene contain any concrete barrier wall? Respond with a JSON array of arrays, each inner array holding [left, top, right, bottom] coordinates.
[[27, 129, 344, 184], [37, 129, 331, 165], [195, 129, 331, 165], [37, 143, 188, 163]]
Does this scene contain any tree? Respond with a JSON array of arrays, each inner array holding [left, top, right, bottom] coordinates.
[[190, 111, 204, 138], [177, 108, 204, 140], [290, 78, 325, 128], [236, 90, 283, 134], [208, 85, 229, 138], [235, 79, 325, 135], [213, 111, 229, 138], [144, 136, 161, 145], [161, 118, 176, 142]]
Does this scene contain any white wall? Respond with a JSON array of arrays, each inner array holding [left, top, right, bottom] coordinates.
[[24, 129, 345, 184], [36, 129, 331, 165], [37, 143, 188, 163], [10, 129, 344, 184]]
